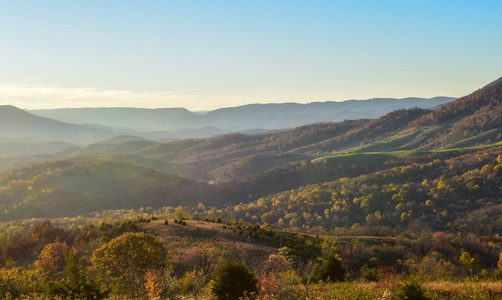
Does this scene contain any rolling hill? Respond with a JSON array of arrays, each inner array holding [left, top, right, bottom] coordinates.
[[7, 78, 495, 182], [0, 159, 211, 221], [0, 76, 500, 230]]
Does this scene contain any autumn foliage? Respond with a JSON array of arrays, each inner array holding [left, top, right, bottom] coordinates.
[[91, 232, 168, 296]]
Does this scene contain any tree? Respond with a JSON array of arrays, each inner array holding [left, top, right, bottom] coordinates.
[[174, 207, 190, 220], [31, 221, 65, 243], [459, 251, 479, 276], [498, 250, 502, 269], [35, 242, 76, 280], [91, 232, 168, 296], [47, 256, 108, 299], [210, 260, 258, 300]]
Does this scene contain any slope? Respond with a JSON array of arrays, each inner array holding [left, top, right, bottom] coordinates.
[[230, 146, 502, 235]]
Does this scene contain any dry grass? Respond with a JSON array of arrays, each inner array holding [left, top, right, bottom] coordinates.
[[134, 221, 502, 299], [424, 281, 502, 299], [292, 281, 502, 300], [140, 220, 277, 272]]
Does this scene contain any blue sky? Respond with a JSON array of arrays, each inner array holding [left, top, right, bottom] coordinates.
[[0, 1, 500, 110]]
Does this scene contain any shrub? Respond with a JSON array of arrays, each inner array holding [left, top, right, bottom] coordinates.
[[211, 260, 258, 300], [494, 269, 502, 280], [363, 268, 379, 282], [395, 278, 429, 300], [144, 268, 180, 299], [402, 252, 456, 281], [313, 253, 345, 282], [259, 269, 301, 299], [264, 254, 292, 274]]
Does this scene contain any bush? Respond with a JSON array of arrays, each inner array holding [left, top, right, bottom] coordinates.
[[313, 253, 345, 282], [210, 260, 258, 300], [494, 269, 502, 280], [363, 268, 379, 282], [396, 278, 429, 300]]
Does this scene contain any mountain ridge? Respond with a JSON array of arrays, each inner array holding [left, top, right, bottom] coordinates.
[[0, 105, 113, 143], [29, 97, 456, 132]]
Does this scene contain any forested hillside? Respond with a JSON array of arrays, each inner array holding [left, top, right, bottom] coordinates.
[[0, 160, 210, 221], [0, 77, 501, 225], [230, 146, 502, 235]]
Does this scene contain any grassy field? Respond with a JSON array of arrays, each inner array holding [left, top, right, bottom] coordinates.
[[316, 150, 428, 165], [318, 140, 502, 165], [320, 125, 502, 164]]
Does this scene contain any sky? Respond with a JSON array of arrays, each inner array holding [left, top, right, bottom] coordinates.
[[0, 1, 501, 111]]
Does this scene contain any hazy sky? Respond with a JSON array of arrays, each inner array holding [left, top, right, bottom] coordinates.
[[0, 1, 501, 110]]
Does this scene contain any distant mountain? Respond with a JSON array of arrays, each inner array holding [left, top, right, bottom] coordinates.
[[193, 97, 455, 130], [29, 97, 455, 132], [95, 135, 149, 144], [138, 126, 228, 140], [30, 107, 198, 131], [0, 105, 114, 143], [0, 141, 74, 158]]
